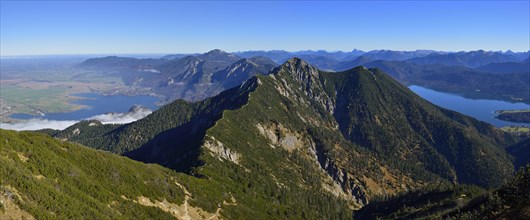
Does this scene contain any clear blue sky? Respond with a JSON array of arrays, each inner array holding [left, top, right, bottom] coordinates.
[[1, 1, 529, 55]]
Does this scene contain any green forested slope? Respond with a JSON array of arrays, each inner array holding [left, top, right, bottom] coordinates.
[[321, 66, 515, 188], [355, 165, 530, 219], [0, 129, 354, 219], [1, 129, 185, 219], [41, 58, 519, 218], [507, 138, 530, 170]]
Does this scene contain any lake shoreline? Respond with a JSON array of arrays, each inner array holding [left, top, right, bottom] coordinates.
[[8, 93, 161, 121], [494, 109, 530, 124], [409, 85, 530, 127]]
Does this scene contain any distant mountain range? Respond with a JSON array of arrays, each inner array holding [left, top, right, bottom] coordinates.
[[76, 49, 530, 104], [236, 49, 528, 67], [77, 49, 277, 101], [476, 57, 530, 74], [234, 49, 365, 63], [407, 50, 528, 67]]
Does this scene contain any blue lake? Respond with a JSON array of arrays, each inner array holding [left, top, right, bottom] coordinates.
[[409, 85, 530, 127], [11, 93, 160, 121], [10, 88, 530, 128]]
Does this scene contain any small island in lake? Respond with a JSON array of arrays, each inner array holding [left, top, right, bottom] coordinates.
[[495, 109, 530, 123]]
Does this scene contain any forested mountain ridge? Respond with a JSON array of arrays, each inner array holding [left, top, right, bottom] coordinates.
[[351, 60, 530, 103], [52, 58, 518, 213]]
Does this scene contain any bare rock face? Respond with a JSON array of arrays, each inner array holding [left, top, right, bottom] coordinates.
[[203, 136, 241, 165], [72, 128, 81, 135], [256, 121, 370, 207], [256, 123, 305, 151], [273, 58, 335, 114], [309, 141, 369, 206]]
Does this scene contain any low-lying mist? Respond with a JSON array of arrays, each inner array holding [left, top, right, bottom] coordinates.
[[0, 107, 152, 131]]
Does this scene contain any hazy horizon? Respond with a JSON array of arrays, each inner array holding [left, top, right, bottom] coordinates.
[[1, 48, 529, 58]]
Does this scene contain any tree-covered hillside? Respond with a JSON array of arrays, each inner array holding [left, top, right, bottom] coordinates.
[[0, 129, 352, 219], [51, 58, 519, 213], [355, 165, 530, 219]]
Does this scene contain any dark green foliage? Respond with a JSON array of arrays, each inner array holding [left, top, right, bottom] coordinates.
[[125, 80, 257, 173], [53, 120, 121, 152], [54, 98, 208, 155], [354, 185, 486, 219], [34, 128, 60, 136], [0, 129, 185, 219], [4, 128, 352, 219], [322, 66, 515, 188], [0, 126, 354, 219], [507, 138, 530, 170], [495, 110, 530, 124], [449, 165, 530, 219], [356, 166, 530, 220], [497, 165, 530, 209], [193, 75, 355, 219]]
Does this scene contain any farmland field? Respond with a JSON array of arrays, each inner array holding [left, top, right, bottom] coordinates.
[[0, 57, 128, 122]]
